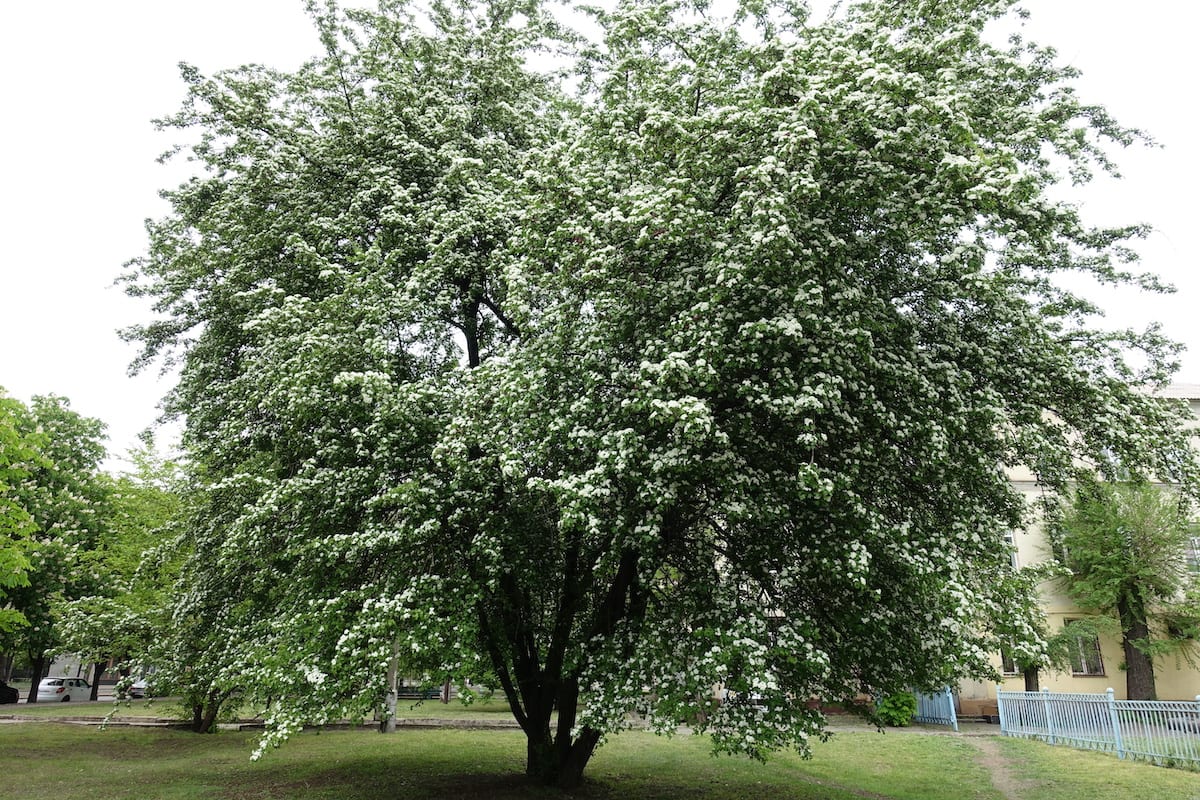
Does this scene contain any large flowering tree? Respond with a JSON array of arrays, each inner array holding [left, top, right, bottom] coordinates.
[[123, 0, 1197, 787]]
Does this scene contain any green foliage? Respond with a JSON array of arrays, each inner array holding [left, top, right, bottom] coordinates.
[[0, 392, 110, 659], [54, 438, 182, 670], [1057, 483, 1195, 612], [120, 0, 1200, 786], [1054, 482, 1199, 696], [0, 389, 44, 633], [876, 692, 918, 727]]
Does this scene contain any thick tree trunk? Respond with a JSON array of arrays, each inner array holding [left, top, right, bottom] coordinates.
[[24, 652, 47, 703], [89, 661, 105, 701], [523, 724, 602, 790], [199, 701, 222, 733], [191, 689, 228, 732], [1117, 595, 1157, 701], [1023, 666, 1039, 692], [555, 728, 602, 790]]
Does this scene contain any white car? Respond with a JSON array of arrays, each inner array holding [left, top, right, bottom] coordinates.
[[36, 677, 91, 702]]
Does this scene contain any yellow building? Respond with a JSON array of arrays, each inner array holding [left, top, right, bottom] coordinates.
[[958, 384, 1200, 716]]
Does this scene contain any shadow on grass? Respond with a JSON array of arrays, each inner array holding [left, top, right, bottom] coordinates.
[[218, 730, 867, 800], [223, 767, 577, 800], [0, 723, 870, 800]]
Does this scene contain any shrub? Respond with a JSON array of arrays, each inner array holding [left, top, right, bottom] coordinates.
[[877, 692, 918, 727]]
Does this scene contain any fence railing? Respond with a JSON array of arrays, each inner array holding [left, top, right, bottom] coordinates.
[[914, 687, 958, 731], [997, 687, 1200, 769]]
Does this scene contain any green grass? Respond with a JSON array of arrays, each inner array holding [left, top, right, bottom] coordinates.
[[3, 695, 520, 724], [2, 722, 1198, 800], [994, 736, 1200, 800], [1, 698, 172, 720]]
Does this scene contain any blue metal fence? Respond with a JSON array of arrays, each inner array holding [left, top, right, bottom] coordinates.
[[914, 687, 959, 731], [997, 687, 1200, 769]]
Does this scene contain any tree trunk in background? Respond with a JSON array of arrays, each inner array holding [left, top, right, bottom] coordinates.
[[25, 652, 47, 703], [191, 688, 231, 733], [89, 661, 105, 701], [381, 639, 398, 733], [1023, 666, 1040, 692], [1118, 595, 1157, 700]]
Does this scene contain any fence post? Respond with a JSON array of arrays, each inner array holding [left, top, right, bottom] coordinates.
[[995, 685, 1007, 734], [1105, 687, 1124, 760], [1042, 687, 1056, 745], [945, 686, 959, 732]]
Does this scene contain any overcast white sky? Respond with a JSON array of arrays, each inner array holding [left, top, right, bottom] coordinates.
[[1, 1, 1197, 466]]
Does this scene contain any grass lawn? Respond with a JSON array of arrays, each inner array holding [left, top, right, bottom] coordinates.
[[3, 721, 1199, 800], [3, 695, 520, 724], [2, 699, 174, 720], [992, 736, 1200, 800]]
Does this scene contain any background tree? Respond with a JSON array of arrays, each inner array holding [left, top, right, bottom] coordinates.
[[0, 390, 43, 641], [54, 439, 181, 700], [123, 0, 1199, 788], [1054, 481, 1199, 700], [991, 560, 1069, 692], [0, 395, 110, 701]]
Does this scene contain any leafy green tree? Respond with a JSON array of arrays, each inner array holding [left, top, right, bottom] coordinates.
[[0, 395, 110, 701], [1055, 482, 1199, 700], [0, 390, 44, 636], [123, 0, 1199, 787], [54, 439, 182, 699]]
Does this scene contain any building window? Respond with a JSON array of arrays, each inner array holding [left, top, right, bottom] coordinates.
[[1065, 619, 1104, 676], [1185, 536, 1200, 574], [1000, 647, 1019, 676], [1003, 532, 1020, 569]]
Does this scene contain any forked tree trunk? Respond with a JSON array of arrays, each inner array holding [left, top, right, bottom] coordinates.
[[525, 725, 603, 790], [480, 545, 653, 790], [191, 688, 230, 733]]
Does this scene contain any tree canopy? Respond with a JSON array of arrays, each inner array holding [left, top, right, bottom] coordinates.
[[0, 392, 111, 697], [0, 390, 42, 634], [122, 0, 1198, 787]]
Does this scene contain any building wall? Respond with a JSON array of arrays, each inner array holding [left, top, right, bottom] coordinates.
[[959, 388, 1200, 713]]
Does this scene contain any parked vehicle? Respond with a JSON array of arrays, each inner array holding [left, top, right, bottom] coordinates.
[[128, 679, 147, 699], [0, 679, 18, 704], [36, 677, 91, 702]]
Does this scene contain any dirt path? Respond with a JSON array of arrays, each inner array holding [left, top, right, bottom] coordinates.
[[966, 735, 1037, 800]]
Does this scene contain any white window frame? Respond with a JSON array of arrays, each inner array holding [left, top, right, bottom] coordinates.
[[1065, 619, 1105, 676]]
